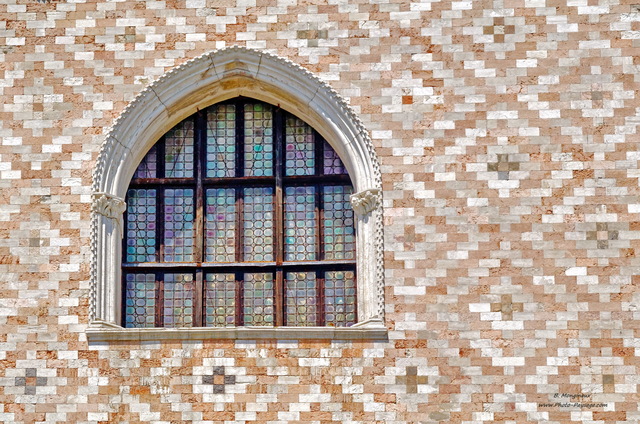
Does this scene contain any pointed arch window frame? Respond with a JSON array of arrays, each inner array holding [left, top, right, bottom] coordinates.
[[88, 47, 385, 341]]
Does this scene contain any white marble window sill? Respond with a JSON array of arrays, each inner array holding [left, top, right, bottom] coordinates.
[[86, 319, 387, 342]]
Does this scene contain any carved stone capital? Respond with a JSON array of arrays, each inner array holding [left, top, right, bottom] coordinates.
[[92, 193, 126, 220], [350, 188, 381, 217]]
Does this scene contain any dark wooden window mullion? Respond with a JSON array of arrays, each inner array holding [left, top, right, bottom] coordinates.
[[352, 268, 358, 322], [198, 175, 350, 187], [122, 196, 130, 264], [194, 111, 206, 264], [157, 189, 165, 262], [121, 272, 127, 327], [315, 131, 325, 325], [195, 113, 205, 327], [158, 136, 166, 178], [236, 100, 244, 178], [194, 111, 208, 327], [157, 138, 166, 262], [274, 108, 284, 266], [130, 178, 194, 186], [275, 268, 284, 326], [274, 109, 285, 326], [235, 101, 247, 328], [314, 129, 323, 177], [236, 271, 243, 326], [235, 100, 245, 263], [316, 185, 324, 261], [156, 272, 164, 327], [317, 271, 325, 326], [236, 188, 244, 263], [235, 101, 245, 326], [234, 197, 244, 327], [314, 130, 325, 261], [194, 269, 203, 327]]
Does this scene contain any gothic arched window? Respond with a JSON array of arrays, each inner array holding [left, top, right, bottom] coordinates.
[[123, 99, 357, 328], [90, 47, 385, 341]]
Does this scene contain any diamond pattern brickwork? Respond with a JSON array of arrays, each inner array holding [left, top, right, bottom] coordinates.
[[0, 0, 639, 422]]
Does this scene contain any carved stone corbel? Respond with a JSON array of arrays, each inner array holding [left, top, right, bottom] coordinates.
[[92, 192, 126, 229], [350, 188, 381, 217]]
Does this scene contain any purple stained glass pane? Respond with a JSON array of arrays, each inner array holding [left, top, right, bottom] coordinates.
[[323, 186, 355, 260], [205, 188, 236, 262], [205, 273, 236, 327], [285, 272, 317, 326], [163, 273, 194, 328], [243, 187, 274, 262], [134, 145, 157, 179], [323, 141, 347, 175], [207, 104, 236, 178], [165, 119, 194, 178], [284, 186, 317, 261], [243, 273, 274, 326], [285, 116, 315, 176], [164, 188, 195, 262], [324, 271, 356, 327], [124, 273, 156, 328], [126, 189, 157, 263], [244, 103, 273, 177]]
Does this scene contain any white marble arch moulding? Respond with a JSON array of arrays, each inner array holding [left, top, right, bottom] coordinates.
[[89, 46, 385, 341]]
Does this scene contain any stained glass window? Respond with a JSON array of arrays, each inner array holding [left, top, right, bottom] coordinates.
[[285, 271, 317, 326], [124, 273, 156, 328], [205, 273, 236, 327], [284, 186, 316, 261], [204, 189, 236, 262], [123, 99, 356, 328], [206, 104, 236, 178]]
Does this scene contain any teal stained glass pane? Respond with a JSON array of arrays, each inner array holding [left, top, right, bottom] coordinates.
[[165, 119, 194, 178], [243, 187, 274, 262], [323, 141, 347, 175], [323, 186, 355, 260], [124, 273, 155, 328], [285, 116, 315, 176], [164, 188, 195, 262], [206, 104, 236, 178], [205, 188, 236, 262], [134, 145, 157, 178], [126, 189, 157, 263], [284, 186, 316, 261], [285, 272, 317, 326], [163, 273, 194, 328], [243, 273, 274, 326], [205, 273, 236, 327], [324, 271, 356, 327], [244, 103, 273, 177]]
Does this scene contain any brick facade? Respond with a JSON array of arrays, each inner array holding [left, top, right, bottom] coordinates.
[[1, 0, 639, 423]]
